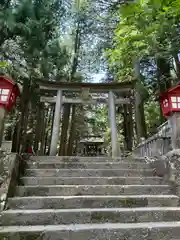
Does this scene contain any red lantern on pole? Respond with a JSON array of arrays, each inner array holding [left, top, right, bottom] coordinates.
[[160, 85, 180, 118], [0, 76, 20, 112]]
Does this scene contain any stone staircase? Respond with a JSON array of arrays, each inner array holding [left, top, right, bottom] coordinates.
[[0, 156, 180, 239]]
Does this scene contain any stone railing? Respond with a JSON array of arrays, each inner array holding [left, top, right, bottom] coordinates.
[[134, 121, 173, 157]]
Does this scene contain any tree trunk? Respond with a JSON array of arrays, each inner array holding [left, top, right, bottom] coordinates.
[[12, 80, 30, 153], [47, 104, 55, 155], [74, 139, 78, 155], [11, 115, 20, 153], [67, 105, 76, 156], [59, 104, 71, 156], [133, 59, 147, 141], [71, 21, 81, 78], [123, 104, 133, 151], [57, 21, 81, 155], [127, 104, 133, 150], [135, 90, 147, 141], [34, 104, 41, 153], [157, 57, 172, 91], [122, 105, 128, 151], [174, 54, 180, 81], [39, 106, 46, 155], [157, 57, 172, 123], [34, 103, 44, 153], [20, 101, 31, 153]]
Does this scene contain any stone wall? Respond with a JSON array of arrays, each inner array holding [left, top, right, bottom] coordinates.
[[1, 141, 12, 152], [0, 152, 21, 211], [143, 149, 180, 196]]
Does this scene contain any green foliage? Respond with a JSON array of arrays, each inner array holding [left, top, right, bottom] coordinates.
[[107, 0, 180, 79], [144, 98, 161, 135], [106, 0, 180, 135], [0, 61, 8, 68], [0, 0, 70, 82]]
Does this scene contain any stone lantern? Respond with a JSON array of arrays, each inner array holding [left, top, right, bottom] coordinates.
[[0, 76, 20, 147], [160, 85, 180, 148]]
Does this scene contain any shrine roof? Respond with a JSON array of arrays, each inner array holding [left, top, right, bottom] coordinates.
[[168, 84, 180, 93], [37, 80, 135, 93], [0, 75, 21, 94]]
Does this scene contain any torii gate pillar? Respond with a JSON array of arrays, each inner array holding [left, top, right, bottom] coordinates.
[[50, 90, 62, 156], [108, 91, 120, 157]]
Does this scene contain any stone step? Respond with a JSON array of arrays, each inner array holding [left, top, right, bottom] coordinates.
[[2, 207, 180, 226], [15, 185, 171, 197], [20, 176, 165, 186], [24, 168, 154, 177], [8, 195, 179, 209], [30, 156, 145, 163], [26, 161, 149, 170], [1, 222, 180, 239]]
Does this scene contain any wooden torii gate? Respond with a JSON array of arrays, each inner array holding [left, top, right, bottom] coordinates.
[[38, 80, 134, 157]]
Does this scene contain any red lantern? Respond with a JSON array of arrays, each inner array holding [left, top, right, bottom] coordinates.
[[0, 76, 20, 112], [160, 85, 180, 118]]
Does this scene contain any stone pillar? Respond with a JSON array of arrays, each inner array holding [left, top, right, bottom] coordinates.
[[50, 90, 62, 156], [0, 108, 6, 149], [168, 112, 180, 149], [108, 91, 120, 157]]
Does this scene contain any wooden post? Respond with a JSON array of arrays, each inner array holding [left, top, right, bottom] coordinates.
[[50, 90, 62, 156], [108, 91, 120, 157]]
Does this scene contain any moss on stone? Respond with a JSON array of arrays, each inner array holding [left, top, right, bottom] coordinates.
[[118, 198, 148, 207]]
